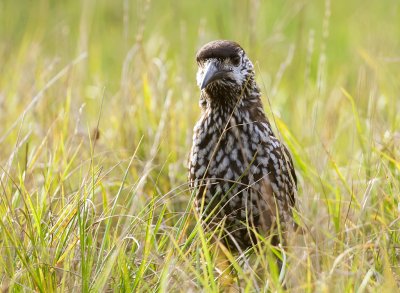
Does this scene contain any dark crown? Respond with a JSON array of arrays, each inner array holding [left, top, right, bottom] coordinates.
[[196, 40, 243, 62]]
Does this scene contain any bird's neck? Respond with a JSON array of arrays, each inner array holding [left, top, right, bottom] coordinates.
[[201, 83, 267, 130], [201, 79, 261, 110]]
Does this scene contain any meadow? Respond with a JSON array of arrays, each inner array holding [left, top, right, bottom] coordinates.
[[0, 0, 399, 291]]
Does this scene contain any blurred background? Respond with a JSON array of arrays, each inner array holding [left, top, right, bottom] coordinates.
[[1, 0, 399, 199], [1, 0, 399, 181], [0, 0, 399, 291]]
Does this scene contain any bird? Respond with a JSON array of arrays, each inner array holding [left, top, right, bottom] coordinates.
[[188, 40, 297, 251]]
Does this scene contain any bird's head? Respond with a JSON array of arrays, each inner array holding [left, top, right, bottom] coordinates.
[[196, 40, 255, 103]]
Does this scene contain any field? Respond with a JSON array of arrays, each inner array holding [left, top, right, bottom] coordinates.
[[1, 0, 399, 291]]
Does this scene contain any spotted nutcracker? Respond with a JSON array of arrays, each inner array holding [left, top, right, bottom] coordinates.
[[188, 40, 297, 250]]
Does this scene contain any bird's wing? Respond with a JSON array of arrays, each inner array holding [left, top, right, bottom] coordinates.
[[265, 136, 297, 208], [282, 143, 297, 206]]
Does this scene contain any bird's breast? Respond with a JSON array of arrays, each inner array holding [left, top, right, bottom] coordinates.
[[189, 110, 271, 187]]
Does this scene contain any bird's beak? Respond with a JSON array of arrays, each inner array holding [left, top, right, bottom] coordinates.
[[200, 61, 228, 90]]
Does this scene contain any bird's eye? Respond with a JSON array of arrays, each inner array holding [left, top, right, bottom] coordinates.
[[231, 56, 241, 66]]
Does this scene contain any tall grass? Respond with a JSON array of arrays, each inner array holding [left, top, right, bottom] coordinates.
[[0, 0, 399, 291]]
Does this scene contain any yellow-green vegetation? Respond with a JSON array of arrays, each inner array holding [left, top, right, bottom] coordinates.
[[1, 0, 399, 291]]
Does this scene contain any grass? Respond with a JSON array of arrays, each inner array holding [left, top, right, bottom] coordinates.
[[0, 0, 399, 291]]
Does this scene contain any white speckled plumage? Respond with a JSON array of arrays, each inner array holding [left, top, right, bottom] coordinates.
[[189, 40, 297, 250]]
